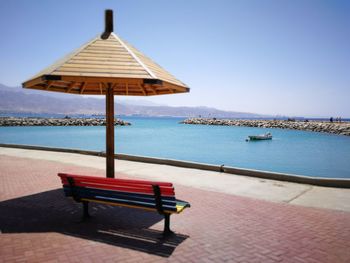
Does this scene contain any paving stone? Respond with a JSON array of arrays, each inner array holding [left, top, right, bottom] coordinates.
[[0, 155, 350, 262]]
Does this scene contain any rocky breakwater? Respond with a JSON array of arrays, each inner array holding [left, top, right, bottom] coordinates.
[[0, 117, 131, 126], [180, 118, 350, 136]]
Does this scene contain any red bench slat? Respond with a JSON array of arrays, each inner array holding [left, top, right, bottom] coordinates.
[[58, 173, 173, 187], [60, 177, 175, 191], [65, 181, 175, 196], [60, 178, 175, 196], [58, 173, 175, 196]]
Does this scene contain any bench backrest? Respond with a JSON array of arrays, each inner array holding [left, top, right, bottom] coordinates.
[[58, 173, 178, 213]]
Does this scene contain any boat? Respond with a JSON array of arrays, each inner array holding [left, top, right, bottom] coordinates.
[[247, 132, 272, 141]]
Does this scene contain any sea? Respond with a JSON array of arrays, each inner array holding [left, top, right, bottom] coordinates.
[[0, 115, 350, 179]]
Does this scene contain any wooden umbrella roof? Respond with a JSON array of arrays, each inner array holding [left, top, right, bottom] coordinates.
[[22, 33, 189, 96]]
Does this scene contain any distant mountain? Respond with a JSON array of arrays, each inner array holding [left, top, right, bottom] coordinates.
[[0, 83, 268, 118], [120, 99, 165, 107]]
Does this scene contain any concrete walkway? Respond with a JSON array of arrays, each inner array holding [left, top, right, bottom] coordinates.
[[1, 147, 349, 212]]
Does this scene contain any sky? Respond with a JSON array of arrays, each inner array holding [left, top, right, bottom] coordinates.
[[0, 0, 349, 117]]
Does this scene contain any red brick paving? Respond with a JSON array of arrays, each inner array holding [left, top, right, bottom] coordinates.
[[0, 155, 350, 263]]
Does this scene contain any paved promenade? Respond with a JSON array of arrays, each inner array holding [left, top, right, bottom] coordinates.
[[1, 148, 350, 262]]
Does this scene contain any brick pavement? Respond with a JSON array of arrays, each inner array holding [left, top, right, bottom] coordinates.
[[0, 155, 350, 263]]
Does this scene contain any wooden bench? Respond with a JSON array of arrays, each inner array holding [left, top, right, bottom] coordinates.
[[58, 173, 190, 236]]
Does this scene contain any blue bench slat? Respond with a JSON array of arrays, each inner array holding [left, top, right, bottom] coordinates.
[[87, 195, 178, 212], [63, 186, 178, 212], [95, 195, 178, 211], [76, 188, 177, 208], [63, 186, 176, 204]]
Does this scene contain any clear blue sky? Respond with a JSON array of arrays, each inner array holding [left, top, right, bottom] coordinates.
[[0, 0, 349, 117]]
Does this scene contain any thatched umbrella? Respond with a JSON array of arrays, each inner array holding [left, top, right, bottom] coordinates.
[[22, 10, 189, 178]]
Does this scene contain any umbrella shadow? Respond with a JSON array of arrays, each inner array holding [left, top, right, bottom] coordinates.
[[0, 189, 188, 257]]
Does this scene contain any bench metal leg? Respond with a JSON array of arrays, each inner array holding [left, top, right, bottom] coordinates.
[[163, 213, 174, 237], [82, 201, 90, 219]]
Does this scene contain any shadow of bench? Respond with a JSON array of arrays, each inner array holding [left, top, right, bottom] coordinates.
[[0, 189, 188, 257]]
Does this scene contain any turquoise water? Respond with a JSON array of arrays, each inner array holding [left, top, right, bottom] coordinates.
[[0, 117, 349, 178]]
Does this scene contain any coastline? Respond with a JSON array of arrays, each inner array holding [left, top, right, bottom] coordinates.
[[0, 117, 131, 126], [1, 143, 349, 188], [181, 118, 350, 136]]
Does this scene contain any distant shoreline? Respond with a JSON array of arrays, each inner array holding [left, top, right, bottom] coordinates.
[[0, 112, 349, 122], [181, 118, 350, 136], [0, 117, 131, 126]]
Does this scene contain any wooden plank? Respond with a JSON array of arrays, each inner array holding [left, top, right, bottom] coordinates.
[[45, 87, 68, 92], [79, 48, 131, 56], [81, 56, 134, 62], [78, 51, 133, 57], [80, 82, 86, 94], [88, 42, 124, 48], [59, 176, 175, 195], [23, 77, 45, 88], [165, 81, 189, 90], [59, 69, 147, 76], [60, 76, 145, 84], [67, 57, 140, 66], [45, 81, 55, 90], [80, 50, 132, 56], [81, 52, 130, 57], [145, 85, 157, 95], [99, 83, 103, 95], [64, 61, 143, 68], [84, 49, 128, 55], [44, 82, 69, 89], [85, 46, 126, 52], [85, 196, 160, 211], [76, 54, 134, 60], [90, 44, 123, 49], [83, 196, 177, 212], [66, 81, 77, 92], [73, 54, 136, 62], [60, 63, 145, 71], [63, 188, 158, 204], [64, 188, 177, 206], [80, 198, 177, 214], [138, 84, 147, 95], [54, 71, 151, 79], [91, 42, 123, 47], [70, 58, 137, 64], [114, 88, 147, 93], [57, 68, 149, 76], [95, 38, 118, 43], [60, 174, 174, 188], [64, 182, 175, 195]]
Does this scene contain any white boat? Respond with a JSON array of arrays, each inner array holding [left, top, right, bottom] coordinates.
[[247, 132, 272, 141]]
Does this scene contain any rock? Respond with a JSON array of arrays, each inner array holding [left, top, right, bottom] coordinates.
[[180, 118, 350, 136], [0, 117, 131, 127]]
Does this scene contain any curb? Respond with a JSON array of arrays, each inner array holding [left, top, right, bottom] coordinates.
[[0, 143, 349, 188]]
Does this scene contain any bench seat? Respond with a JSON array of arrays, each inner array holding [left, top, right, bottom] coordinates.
[[58, 173, 190, 235]]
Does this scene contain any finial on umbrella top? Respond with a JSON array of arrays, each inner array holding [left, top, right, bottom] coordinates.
[[101, 9, 114, 39]]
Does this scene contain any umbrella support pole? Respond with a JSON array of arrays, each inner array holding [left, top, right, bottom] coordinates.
[[106, 83, 115, 178]]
